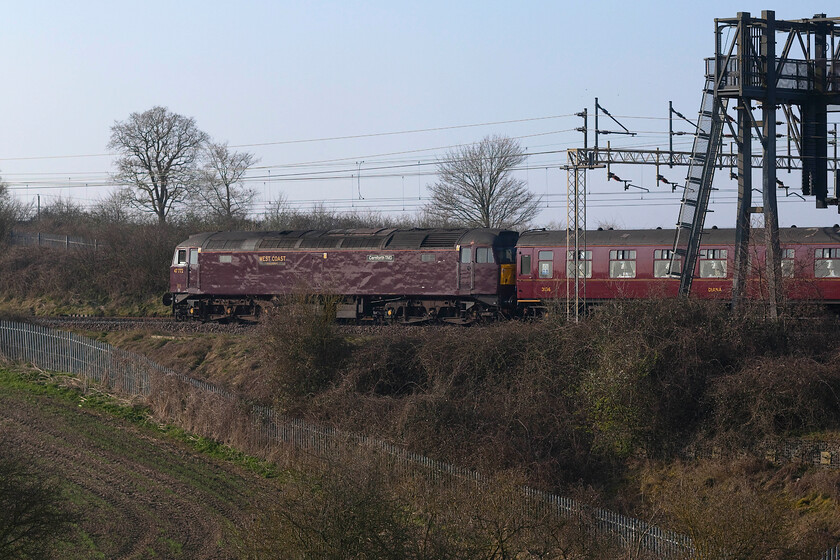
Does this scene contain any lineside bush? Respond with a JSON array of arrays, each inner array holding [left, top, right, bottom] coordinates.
[[252, 299, 840, 491], [258, 301, 350, 404]]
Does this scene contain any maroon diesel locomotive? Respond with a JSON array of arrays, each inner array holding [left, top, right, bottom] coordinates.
[[164, 228, 519, 323], [516, 226, 840, 308]]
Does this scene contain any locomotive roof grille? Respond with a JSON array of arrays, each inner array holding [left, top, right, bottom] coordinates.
[[421, 232, 465, 248], [340, 236, 387, 249], [386, 232, 430, 249], [258, 238, 300, 249], [298, 237, 343, 249], [205, 239, 245, 250]]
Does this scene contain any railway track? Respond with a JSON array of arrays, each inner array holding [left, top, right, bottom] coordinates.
[[25, 315, 443, 336], [29, 315, 253, 333]]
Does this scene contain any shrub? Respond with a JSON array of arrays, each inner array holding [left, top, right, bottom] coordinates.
[[709, 354, 840, 444], [0, 442, 74, 559], [258, 301, 350, 402], [648, 459, 835, 560], [237, 456, 625, 560]]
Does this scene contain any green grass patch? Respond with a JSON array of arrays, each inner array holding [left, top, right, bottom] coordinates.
[[0, 366, 283, 480]]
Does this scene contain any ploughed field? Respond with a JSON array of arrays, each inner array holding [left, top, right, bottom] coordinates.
[[0, 367, 275, 559]]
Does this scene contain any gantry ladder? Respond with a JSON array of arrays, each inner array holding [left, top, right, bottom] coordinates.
[[668, 76, 729, 295]]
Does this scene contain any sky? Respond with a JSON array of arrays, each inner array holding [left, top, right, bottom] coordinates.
[[1, 0, 838, 230]]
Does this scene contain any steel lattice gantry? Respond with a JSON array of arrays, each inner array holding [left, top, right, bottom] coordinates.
[[668, 11, 840, 316], [563, 11, 840, 317], [566, 149, 588, 321]]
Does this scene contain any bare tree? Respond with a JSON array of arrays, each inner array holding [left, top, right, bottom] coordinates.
[[0, 174, 29, 242], [262, 197, 392, 231], [0, 177, 12, 242], [92, 188, 137, 224], [108, 106, 209, 224], [192, 142, 258, 225], [426, 135, 541, 229]]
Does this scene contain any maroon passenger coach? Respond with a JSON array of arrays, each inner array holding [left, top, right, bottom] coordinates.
[[515, 226, 840, 308], [165, 228, 519, 323]]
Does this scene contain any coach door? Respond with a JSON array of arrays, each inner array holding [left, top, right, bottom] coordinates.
[[458, 245, 473, 292], [517, 248, 534, 300], [187, 248, 200, 292]]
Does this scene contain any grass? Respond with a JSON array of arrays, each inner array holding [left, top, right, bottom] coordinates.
[[0, 366, 283, 479], [0, 364, 286, 558]]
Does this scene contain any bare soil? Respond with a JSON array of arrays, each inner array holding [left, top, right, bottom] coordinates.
[[0, 367, 277, 559]]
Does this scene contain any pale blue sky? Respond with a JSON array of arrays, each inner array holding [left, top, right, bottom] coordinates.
[[1, 1, 837, 228]]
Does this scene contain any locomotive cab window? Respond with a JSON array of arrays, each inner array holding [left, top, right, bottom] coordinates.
[[460, 247, 471, 263], [699, 249, 727, 278], [538, 250, 553, 278], [497, 248, 515, 264], [174, 249, 187, 265], [475, 247, 494, 264], [654, 249, 681, 278], [566, 250, 592, 279], [609, 250, 636, 278], [189, 249, 199, 266], [815, 248, 840, 278], [520, 254, 531, 275]]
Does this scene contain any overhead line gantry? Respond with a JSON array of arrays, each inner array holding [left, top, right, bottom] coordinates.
[[566, 10, 840, 318]]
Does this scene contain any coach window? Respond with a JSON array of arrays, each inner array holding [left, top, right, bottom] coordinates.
[[699, 249, 727, 278], [189, 249, 199, 266], [175, 249, 187, 265], [609, 250, 637, 278], [538, 250, 553, 278], [654, 249, 680, 278], [781, 248, 795, 277], [520, 254, 531, 275], [566, 250, 592, 278], [815, 248, 840, 277], [476, 247, 494, 264], [460, 247, 471, 264]]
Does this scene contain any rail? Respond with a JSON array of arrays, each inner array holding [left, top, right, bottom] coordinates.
[[0, 320, 837, 559]]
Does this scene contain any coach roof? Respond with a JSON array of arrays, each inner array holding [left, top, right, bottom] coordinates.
[[517, 226, 840, 247]]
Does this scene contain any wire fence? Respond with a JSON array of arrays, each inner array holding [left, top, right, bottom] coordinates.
[[7, 230, 101, 250], [0, 320, 837, 559], [684, 438, 840, 470]]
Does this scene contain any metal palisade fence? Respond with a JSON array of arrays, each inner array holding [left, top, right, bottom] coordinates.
[[0, 320, 837, 559], [8, 230, 100, 250]]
